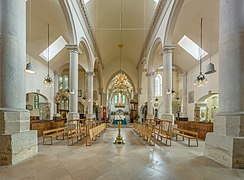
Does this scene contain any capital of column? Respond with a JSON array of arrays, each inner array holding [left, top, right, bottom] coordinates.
[[86, 71, 95, 76], [66, 44, 82, 54], [162, 45, 175, 55], [146, 72, 155, 76]]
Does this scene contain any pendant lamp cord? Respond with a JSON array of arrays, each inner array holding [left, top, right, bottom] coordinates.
[[200, 17, 203, 74], [119, 0, 122, 74], [209, 0, 212, 63], [47, 23, 50, 76], [29, 0, 32, 63]]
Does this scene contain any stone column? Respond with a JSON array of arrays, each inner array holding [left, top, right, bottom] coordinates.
[[66, 45, 80, 120], [0, 0, 37, 166], [182, 72, 188, 117], [204, 0, 244, 169], [161, 46, 174, 121], [53, 71, 60, 117], [87, 71, 94, 119], [146, 72, 155, 119]]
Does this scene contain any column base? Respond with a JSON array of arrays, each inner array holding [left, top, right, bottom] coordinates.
[[204, 115, 244, 169], [205, 133, 244, 169], [67, 112, 79, 120], [0, 130, 38, 166], [146, 114, 154, 119], [161, 113, 174, 122], [0, 110, 30, 134], [86, 114, 94, 119], [53, 113, 61, 117]]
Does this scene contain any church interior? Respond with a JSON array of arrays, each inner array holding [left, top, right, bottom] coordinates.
[[0, 0, 244, 179]]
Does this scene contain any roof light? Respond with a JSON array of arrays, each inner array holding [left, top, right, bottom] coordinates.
[[178, 35, 208, 60]]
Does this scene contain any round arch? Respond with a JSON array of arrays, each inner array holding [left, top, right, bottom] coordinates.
[[147, 37, 163, 73], [105, 70, 136, 94], [163, 0, 184, 45], [79, 37, 93, 72]]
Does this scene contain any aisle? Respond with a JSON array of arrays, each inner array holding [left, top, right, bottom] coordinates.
[[0, 128, 243, 180]]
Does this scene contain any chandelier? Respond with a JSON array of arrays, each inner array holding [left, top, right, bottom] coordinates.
[[194, 17, 207, 87], [43, 23, 54, 87], [113, 0, 130, 93]]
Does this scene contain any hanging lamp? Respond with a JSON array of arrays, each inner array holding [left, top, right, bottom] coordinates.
[[25, 0, 35, 74], [194, 17, 208, 87], [114, 0, 130, 94], [205, 0, 216, 74], [43, 24, 54, 87]]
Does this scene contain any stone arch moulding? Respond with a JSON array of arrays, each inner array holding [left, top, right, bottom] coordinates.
[[59, 0, 77, 44], [94, 58, 104, 93], [147, 37, 163, 73], [163, 0, 184, 45], [138, 58, 147, 94], [79, 37, 94, 72], [105, 70, 136, 95]]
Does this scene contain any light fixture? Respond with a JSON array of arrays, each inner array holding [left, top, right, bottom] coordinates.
[[113, 0, 130, 94], [194, 17, 207, 87], [166, 89, 177, 95], [25, 0, 35, 74], [43, 23, 54, 87], [205, 0, 216, 74]]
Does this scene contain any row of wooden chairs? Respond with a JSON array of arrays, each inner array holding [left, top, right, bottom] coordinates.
[[42, 119, 100, 146], [86, 123, 107, 146], [134, 119, 198, 147]]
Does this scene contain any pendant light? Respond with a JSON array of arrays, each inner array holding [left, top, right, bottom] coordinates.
[[25, 0, 36, 74], [114, 0, 129, 94], [205, 0, 216, 74], [43, 24, 54, 87], [194, 17, 208, 87]]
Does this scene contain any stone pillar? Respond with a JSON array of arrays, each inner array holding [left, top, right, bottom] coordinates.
[[146, 72, 155, 119], [161, 46, 174, 121], [87, 71, 94, 119], [204, 0, 244, 169], [66, 45, 80, 120], [182, 72, 188, 117], [53, 71, 60, 117], [0, 0, 37, 166]]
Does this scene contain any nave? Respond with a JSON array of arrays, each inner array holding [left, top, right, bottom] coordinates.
[[0, 127, 243, 180]]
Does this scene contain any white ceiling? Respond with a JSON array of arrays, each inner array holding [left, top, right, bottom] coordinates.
[[85, 0, 158, 67], [26, 0, 69, 70], [172, 0, 219, 72], [27, 0, 220, 76]]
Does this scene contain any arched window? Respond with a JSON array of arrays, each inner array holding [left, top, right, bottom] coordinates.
[[114, 94, 118, 104], [155, 74, 162, 96]]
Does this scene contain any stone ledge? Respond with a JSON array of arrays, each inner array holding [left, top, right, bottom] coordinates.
[[205, 132, 244, 168], [0, 130, 38, 166]]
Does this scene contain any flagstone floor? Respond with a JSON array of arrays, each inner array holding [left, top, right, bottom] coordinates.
[[0, 128, 243, 180]]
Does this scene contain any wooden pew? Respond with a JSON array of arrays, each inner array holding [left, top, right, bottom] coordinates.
[[172, 127, 198, 147], [86, 123, 107, 146], [67, 120, 86, 146], [153, 120, 172, 146], [43, 127, 65, 145]]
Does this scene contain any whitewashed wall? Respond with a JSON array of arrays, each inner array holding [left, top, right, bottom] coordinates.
[[26, 55, 55, 119], [186, 53, 219, 120]]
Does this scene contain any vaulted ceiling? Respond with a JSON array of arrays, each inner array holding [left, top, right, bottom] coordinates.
[[84, 0, 158, 69], [27, 0, 219, 78]]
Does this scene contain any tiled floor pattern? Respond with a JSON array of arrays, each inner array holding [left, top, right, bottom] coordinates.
[[0, 128, 244, 180]]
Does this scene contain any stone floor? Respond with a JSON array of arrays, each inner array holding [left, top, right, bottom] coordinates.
[[0, 128, 244, 180]]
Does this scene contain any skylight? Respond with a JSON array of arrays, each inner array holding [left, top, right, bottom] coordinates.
[[39, 36, 67, 62], [178, 35, 208, 60], [84, 0, 90, 4]]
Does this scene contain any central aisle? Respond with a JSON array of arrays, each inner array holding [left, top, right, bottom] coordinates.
[[0, 128, 243, 180]]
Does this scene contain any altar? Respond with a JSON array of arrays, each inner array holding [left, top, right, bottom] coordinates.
[[112, 115, 127, 125]]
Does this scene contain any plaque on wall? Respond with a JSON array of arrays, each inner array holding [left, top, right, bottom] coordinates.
[[26, 104, 33, 111], [188, 91, 194, 104]]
